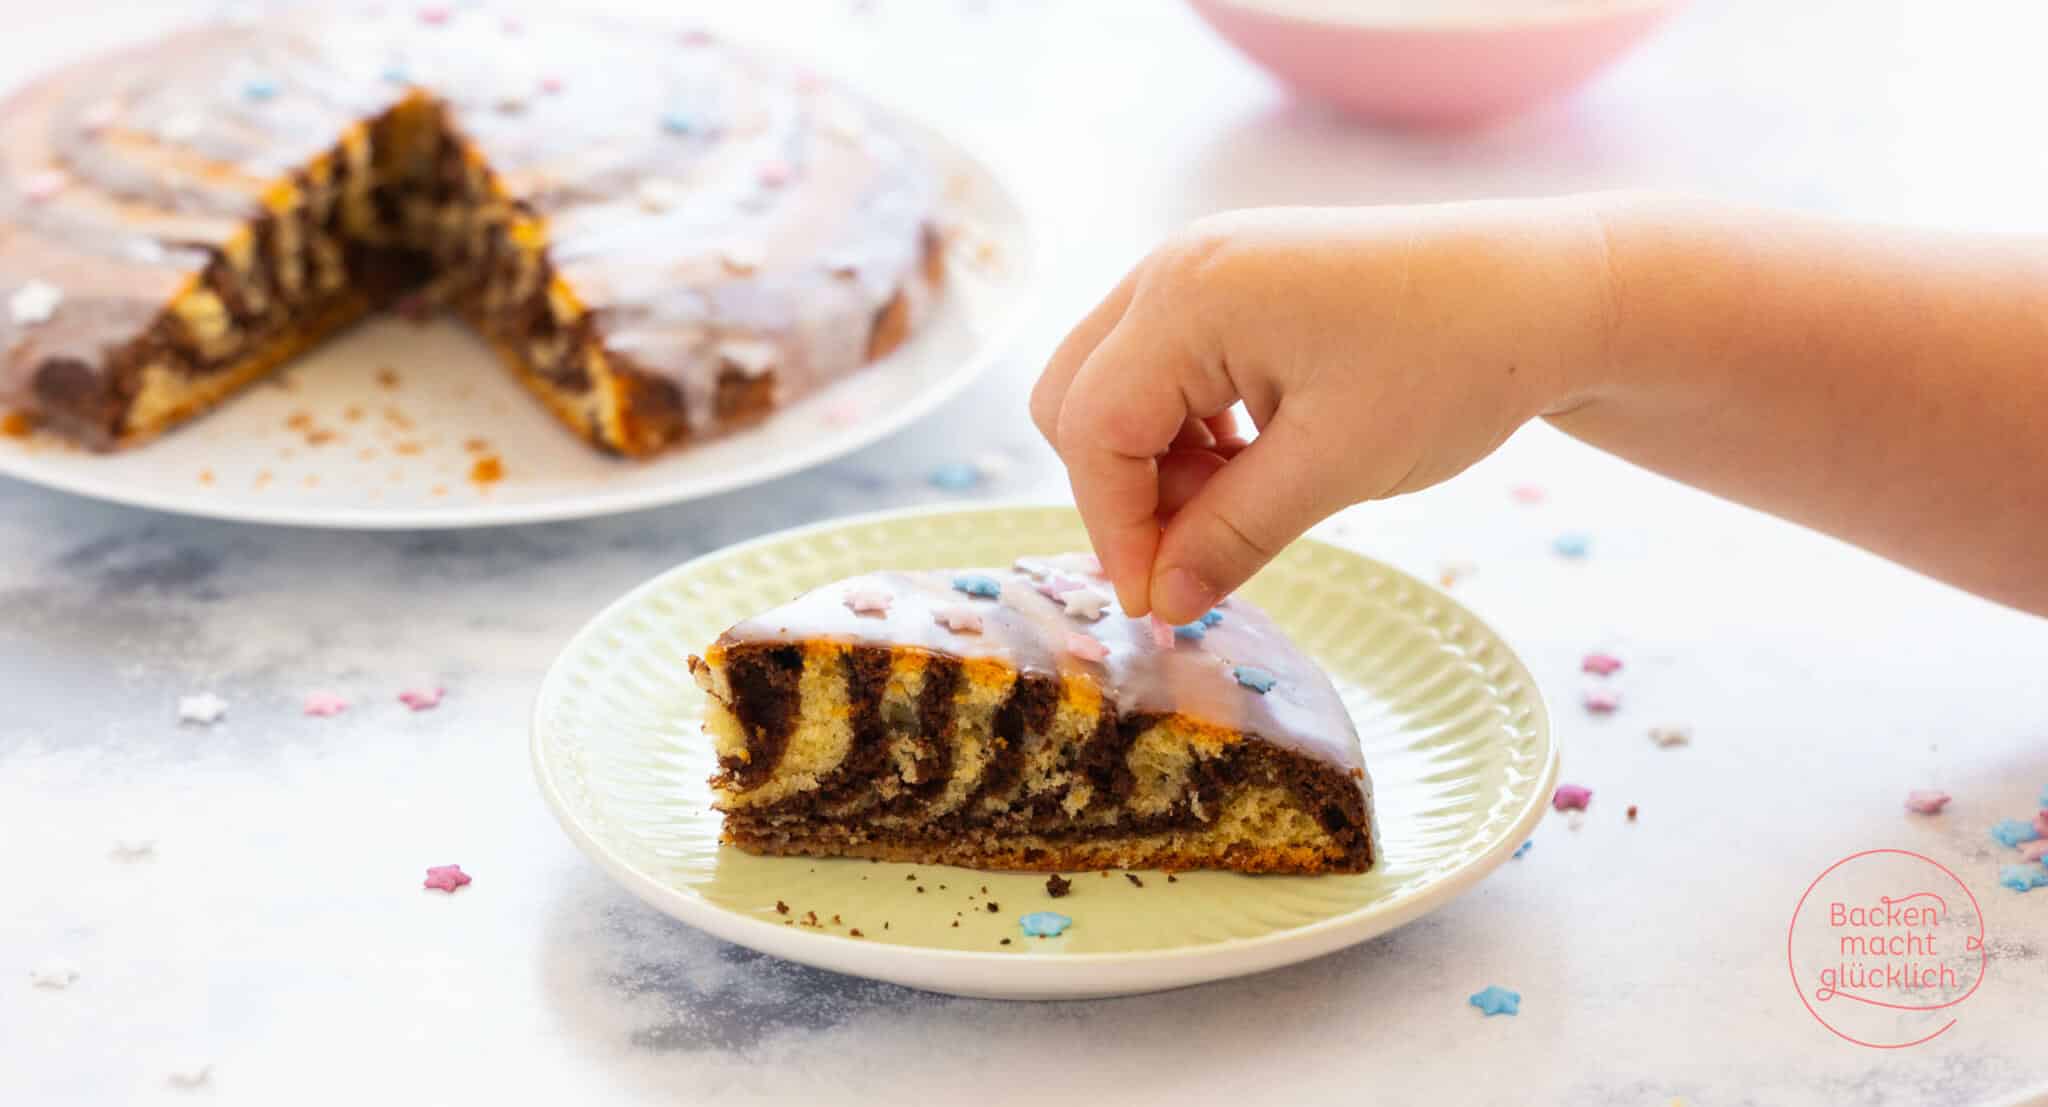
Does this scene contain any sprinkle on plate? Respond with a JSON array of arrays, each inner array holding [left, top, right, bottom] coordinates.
[[1553, 784, 1592, 811], [423, 864, 471, 893], [303, 691, 349, 717]]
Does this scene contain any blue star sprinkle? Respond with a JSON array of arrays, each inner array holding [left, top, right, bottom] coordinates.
[[1019, 911, 1072, 938], [661, 110, 697, 135], [1552, 532, 1591, 559], [381, 64, 412, 85], [1469, 985, 1520, 1016], [1998, 864, 2048, 893], [1512, 840, 1533, 859], [952, 574, 1001, 600], [1172, 622, 1208, 641], [242, 78, 280, 102], [1232, 666, 1276, 694], [1991, 818, 2041, 848], [928, 462, 980, 491], [1199, 609, 1224, 627]]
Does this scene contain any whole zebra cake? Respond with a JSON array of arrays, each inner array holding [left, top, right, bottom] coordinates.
[[688, 555, 1377, 875], [0, 6, 940, 453]]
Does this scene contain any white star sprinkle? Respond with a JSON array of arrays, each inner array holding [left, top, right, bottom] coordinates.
[[167, 1064, 212, 1090], [1060, 586, 1111, 621], [1648, 726, 1691, 748], [9, 280, 63, 326], [29, 959, 79, 989], [176, 692, 228, 725]]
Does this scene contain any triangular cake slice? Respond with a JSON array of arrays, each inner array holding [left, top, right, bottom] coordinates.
[[688, 554, 1376, 874]]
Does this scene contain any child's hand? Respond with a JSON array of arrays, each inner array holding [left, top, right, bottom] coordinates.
[[1031, 200, 1615, 624]]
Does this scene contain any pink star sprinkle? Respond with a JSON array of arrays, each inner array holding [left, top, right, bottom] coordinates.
[[303, 692, 349, 717], [758, 160, 791, 188], [1146, 616, 1175, 649], [1903, 790, 1951, 815], [1553, 784, 1593, 812], [423, 864, 470, 892], [418, 5, 449, 25], [1510, 484, 1547, 504], [2021, 840, 2048, 863], [24, 170, 68, 202], [398, 687, 444, 711], [1582, 688, 1621, 714], [933, 606, 983, 634], [539, 76, 563, 95], [1064, 633, 1108, 663], [843, 589, 892, 617], [1581, 652, 1622, 676]]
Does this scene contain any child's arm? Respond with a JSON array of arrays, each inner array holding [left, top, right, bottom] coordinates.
[[1030, 194, 2048, 623]]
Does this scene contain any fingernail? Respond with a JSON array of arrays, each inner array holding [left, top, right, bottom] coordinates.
[[1152, 567, 1218, 625]]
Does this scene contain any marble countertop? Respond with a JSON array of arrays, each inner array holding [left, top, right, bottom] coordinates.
[[4, 1, 2047, 1103]]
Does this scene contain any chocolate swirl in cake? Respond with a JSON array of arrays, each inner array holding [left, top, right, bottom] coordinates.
[[0, 7, 940, 452]]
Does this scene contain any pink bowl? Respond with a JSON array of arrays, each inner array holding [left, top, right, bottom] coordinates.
[[1188, 0, 1680, 127]]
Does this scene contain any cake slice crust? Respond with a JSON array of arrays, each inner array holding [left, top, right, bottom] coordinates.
[[689, 556, 1376, 875]]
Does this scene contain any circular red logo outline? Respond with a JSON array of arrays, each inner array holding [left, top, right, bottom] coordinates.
[[1786, 848, 1989, 1049]]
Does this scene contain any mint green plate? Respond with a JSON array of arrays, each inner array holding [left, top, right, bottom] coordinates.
[[532, 504, 1554, 999]]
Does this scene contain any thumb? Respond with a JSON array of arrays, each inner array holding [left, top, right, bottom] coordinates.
[[1148, 416, 1345, 625]]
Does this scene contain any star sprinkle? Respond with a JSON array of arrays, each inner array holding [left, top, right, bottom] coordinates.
[[398, 686, 444, 711], [952, 574, 1001, 599], [928, 462, 981, 491], [1582, 652, 1623, 676], [1232, 666, 1276, 694], [1553, 784, 1592, 811], [758, 159, 791, 188], [1998, 864, 2048, 893], [1019, 911, 1072, 937], [1583, 688, 1621, 714], [418, 6, 450, 25], [1469, 985, 1520, 1016], [1146, 616, 1175, 650], [10, 279, 63, 325], [1903, 790, 1951, 815], [660, 109, 697, 135], [1553, 532, 1591, 559], [176, 692, 228, 725], [242, 77, 280, 102], [539, 76, 564, 95], [423, 864, 471, 892], [1011, 556, 1055, 579], [843, 589, 893, 617], [1172, 621, 1208, 641], [1034, 576, 1084, 602], [29, 959, 80, 989], [1510, 484, 1547, 505], [23, 169, 68, 202], [1063, 633, 1108, 663], [1991, 818, 2041, 848], [1512, 840, 1532, 859], [933, 606, 983, 634], [1199, 609, 1224, 628], [167, 1065, 212, 1090], [303, 692, 349, 717], [381, 64, 412, 85], [1648, 726, 1691, 748], [2020, 840, 2048, 863], [1060, 587, 1111, 621]]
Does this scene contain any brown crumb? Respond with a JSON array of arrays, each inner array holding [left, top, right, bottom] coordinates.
[[905, 874, 915, 881], [463, 436, 491, 454], [375, 366, 400, 389], [849, 928, 863, 938], [1627, 805, 1639, 821], [939, 884, 947, 891], [1000, 938, 1011, 946], [883, 922, 889, 930], [383, 406, 414, 430], [1045, 875, 1071, 898], [306, 428, 337, 446], [1099, 871, 1110, 878], [285, 411, 313, 431], [831, 914, 842, 926], [986, 902, 1000, 913], [197, 469, 215, 485], [980, 886, 989, 894], [1125, 873, 1144, 888], [343, 405, 364, 422], [469, 456, 504, 486], [394, 440, 423, 456], [950, 920, 959, 928], [0, 411, 34, 437], [915, 886, 925, 894], [775, 900, 789, 915], [801, 911, 820, 928], [1167, 874, 1178, 883]]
